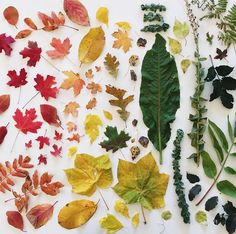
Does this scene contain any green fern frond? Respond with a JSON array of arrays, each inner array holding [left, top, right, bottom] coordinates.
[[225, 4, 236, 24]]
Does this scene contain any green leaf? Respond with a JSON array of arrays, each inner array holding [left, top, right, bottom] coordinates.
[[168, 37, 182, 54], [99, 214, 123, 234], [140, 33, 180, 164], [99, 126, 131, 153], [215, 65, 234, 77], [217, 180, 236, 198], [173, 19, 189, 39], [208, 125, 224, 162], [224, 167, 236, 175], [201, 151, 217, 179], [234, 113, 236, 138], [195, 211, 207, 225], [209, 119, 229, 152], [230, 152, 236, 157], [205, 66, 216, 82], [228, 115, 234, 142]]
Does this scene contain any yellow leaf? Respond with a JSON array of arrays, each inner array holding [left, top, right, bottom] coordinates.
[[168, 37, 182, 55], [100, 214, 123, 234], [131, 213, 139, 228], [96, 7, 109, 26], [65, 154, 113, 196], [68, 146, 77, 158], [181, 59, 191, 74], [79, 27, 105, 64], [173, 19, 189, 39], [114, 200, 129, 218], [112, 29, 132, 53], [103, 110, 113, 120], [84, 114, 102, 143], [58, 200, 97, 229], [116, 21, 131, 31]]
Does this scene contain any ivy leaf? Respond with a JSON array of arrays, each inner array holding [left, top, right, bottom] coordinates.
[[205, 196, 219, 211], [168, 37, 182, 54], [188, 184, 201, 201], [65, 153, 113, 196], [99, 126, 131, 153], [215, 65, 234, 77], [217, 180, 236, 198], [100, 214, 123, 234], [173, 19, 189, 38], [113, 153, 169, 210], [186, 173, 200, 184], [0, 33, 15, 56], [214, 48, 228, 60], [201, 151, 217, 178], [224, 167, 236, 175], [112, 29, 132, 53], [96, 7, 109, 26], [104, 53, 119, 78]]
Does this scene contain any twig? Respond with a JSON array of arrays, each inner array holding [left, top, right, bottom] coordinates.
[[98, 189, 109, 210], [22, 92, 39, 109], [141, 205, 147, 224], [41, 55, 61, 73]]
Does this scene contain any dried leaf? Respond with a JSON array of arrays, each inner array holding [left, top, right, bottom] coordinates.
[[86, 98, 97, 110], [168, 37, 182, 54], [104, 53, 119, 78], [116, 22, 131, 31], [15, 29, 33, 39], [68, 146, 77, 158], [6, 211, 24, 231], [50, 144, 62, 157], [3, 6, 19, 27], [64, 101, 80, 117], [114, 200, 129, 218], [112, 29, 132, 53], [40, 104, 61, 127], [0, 126, 8, 144], [67, 134, 80, 143], [96, 7, 109, 26], [181, 59, 191, 74], [0, 33, 15, 56], [131, 213, 139, 228], [100, 214, 123, 234], [0, 95, 10, 114], [79, 27, 105, 64], [7, 68, 27, 88], [66, 122, 77, 132], [195, 211, 207, 225], [103, 110, 113, 120], [173, 19, 189, 39], [86, 82, 102, 94], [24, 18, 38, 30], [58, 200, 97, 229]]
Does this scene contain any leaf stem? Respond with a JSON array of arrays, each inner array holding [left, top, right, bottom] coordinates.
[[17, 87, 21, 105], [41, 55, 61, 73], [98, 189, 109, 210], [61, 25, 79, 31], [22, 92, 39, 109], [209, 55, 221, 80], [11, 130, 20, 153], [141, 205, 147, 224], [119, 149, 126, 160], [196, 142, 234, 206]]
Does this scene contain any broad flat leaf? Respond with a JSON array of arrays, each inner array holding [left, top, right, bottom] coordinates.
[[3, 6, 19, 27], [100, 214, 123, 234], [195, 211, 207, 224], [40, 104, 61, 127], [116, 22, 131, 31], [113, 153, 169, 210], [58, 200, 97, 229], [0, 33, 15, 56], [224, 167, 236, 175], [24, 18, 38, 30], [114, 200, 129, 218], [105, 85, 134, 121], [96, 7, 109, 26], [84, 114, 102, 143], [104, 53, 119, 78], [140, 33, 180, 164], [15, 29, 33, 39], [26, 203, 56, 229], [181, 59, 191, 74], [222, 77, 236, 90], [103, 111, 113, 120], [7, 68, 27, 88], [205, 66, 216, 82], [168, 37, 182, 54], [0, 126, 8, 144], [65, 153, 113, 196], [131, 213, 139, 228], [99, 126, 131, 153], [0, 95, 10, 114], [205, 196, 219, 211], [188, 184, 201, 201], [201, 151, 217, 178], [161, 210, 172, 220], [112, 29, 132, 53], [6, 211, 24, 231], [173, 19, 189, 38], [64, 101, 80, 117], [79, 27, 105, 64], [217, 180, 236, 198], [186, 173, 200, 184], [63, 0, 90, 26], [215, 66, 234, 77]]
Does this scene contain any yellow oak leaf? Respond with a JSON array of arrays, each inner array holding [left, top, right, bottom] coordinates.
[[113, 152, 169, 210], [64, 101, 80, 117], [114, 200, 129, 218], [96, 7, 109, 26], [68, 146, 78, 158], [103, 110, 113, 120], [116, 21, 131, 31], [168, 37, 182, 55], [58, 200, 97, 229], [84, 114, 102, 143], [131, 213, 139, 228], [65, 153, 113, 196], [100, 214, 123, 234], [112, 29, 132, 53]]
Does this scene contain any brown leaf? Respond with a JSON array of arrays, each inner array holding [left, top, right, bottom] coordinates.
[[104, 53, 119, 78], [6, 211, 24, 231], [40, 104, 61, 127], [67, 133, 80, 143], [0, 95, 10, 114], [85, 69, 94, 79], [3, 6, 19, 27], [86, 82, 102, 94], [15, 29, 33, 39], [64, 102, 80, 117], [86, 98, 97, 110]]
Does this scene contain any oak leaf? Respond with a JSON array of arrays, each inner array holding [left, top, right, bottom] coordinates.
[[104, 53, 119, 78], [112, 29, 132, 53], [86, 82, 102, 94]]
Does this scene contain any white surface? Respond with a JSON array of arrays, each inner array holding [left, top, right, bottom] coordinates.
[[0, 0, 235, 234]]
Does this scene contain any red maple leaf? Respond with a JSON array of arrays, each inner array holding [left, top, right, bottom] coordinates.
[[34, 74, 58, 101], [7, 68, 28, 88], [50, 144, 62, 157], [46, 37, 72, 59], [36, 136, 50, 149], [19, 41, 42, 67], [38, 154, 47, 165], [25, 140, 32, 149], [0, 33, 15, 56], [13, 108, 42, 134], [54, 130, 62, 141]]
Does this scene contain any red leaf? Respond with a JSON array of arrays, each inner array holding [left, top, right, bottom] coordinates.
[[54, 130, 62, 141], [25, 140, 32, 149], [26, 202, 56, 229], [15, 29, 33, 39], [19, 41, 42, 67], [38, 154, 47, 165], [36, 136, 50, 149], [6, 211, 24, 231], [34, 74, 58, 101], [0, 95, 10, 113], [46, 37, 72, 59], [13, 108, 42, 134], [0, 126, 7, 144], [41, 182, 64, 196], [63, 0, 90, 26], [24, 18, 38, 30], [0, 33, 15, 56], [3, 6, 19, 26], [50, 144, 62, 157], [40, 104, 61, 127], [7, 68, 27, 88]]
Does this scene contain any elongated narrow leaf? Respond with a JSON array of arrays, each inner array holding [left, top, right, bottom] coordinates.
[[227, 115, 234, 143], [208, 126, 224, 163], [209, 120, 228, 152], [140, 33, 180, 164], [217, 180, 236, 198], [201, 151, 217, 178], [224, 167, 236, 175]]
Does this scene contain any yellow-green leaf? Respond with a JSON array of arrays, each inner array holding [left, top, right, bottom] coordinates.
[[115, 21, 131, 31], [96, 7, 109, 26], [84, 114, 102, 143], [168, 37, 182, 55], [65, 154, 113, 196], [195, 211, 207, 225], [131, 213, 139, 228], [103, 110, 113, 120], [100, 214, 123, 234], [114, 200, 129, 218], [161, 210, 172, 220], [173, 19, 189, 39], [58, 200, 97, 229], [79, 27, 105, 64], [181, 59, 191, 74], [68, 146, 78, 158]]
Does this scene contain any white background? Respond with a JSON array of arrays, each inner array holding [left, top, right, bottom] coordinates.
[[0, 0, 236, 233]]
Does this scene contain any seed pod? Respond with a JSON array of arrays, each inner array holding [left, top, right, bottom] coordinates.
[[137, 38, 147, 47], [138, 136, 149, 148]]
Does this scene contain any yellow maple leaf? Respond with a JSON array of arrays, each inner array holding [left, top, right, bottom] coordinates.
[[84, 114, 102, 143], [65, 153, 113, 196], [64, 101, 80, 117], [112, 29, 132, 53]]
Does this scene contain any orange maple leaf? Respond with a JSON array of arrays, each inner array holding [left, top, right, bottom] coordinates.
[[64, 101, 80, 117]]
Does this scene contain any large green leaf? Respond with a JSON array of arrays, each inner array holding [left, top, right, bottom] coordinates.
[[217, 180, 236, 198], [139, 33, 180, 164]]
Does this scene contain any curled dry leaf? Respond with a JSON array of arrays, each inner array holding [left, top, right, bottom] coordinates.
[[79, 27, 105, 64], [0, 95, 10, 114], [6, 211, 24, 231], [26, 202, 57, 229], [40, 104, 61, 127], [64, 0, 90, 26], [0, 126, 8, 144], [3, 6, 19, 27], [58, 200, 97, 229]]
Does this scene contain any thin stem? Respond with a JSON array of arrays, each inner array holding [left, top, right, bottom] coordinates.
[[209, 55, 221, 80], [52, 201, 58, 207], [22, 92, 39, 109], [141, 205, 147, 224], [11, 131, 20, 153], [119, 149, 126, 160], [98, 189, 109, 210], [65, 56, 77, 68], [17, 87, 21, 105], [41, 55, 61, 73], [196, 143, 234, 206], [61, 25, 79, 31]]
